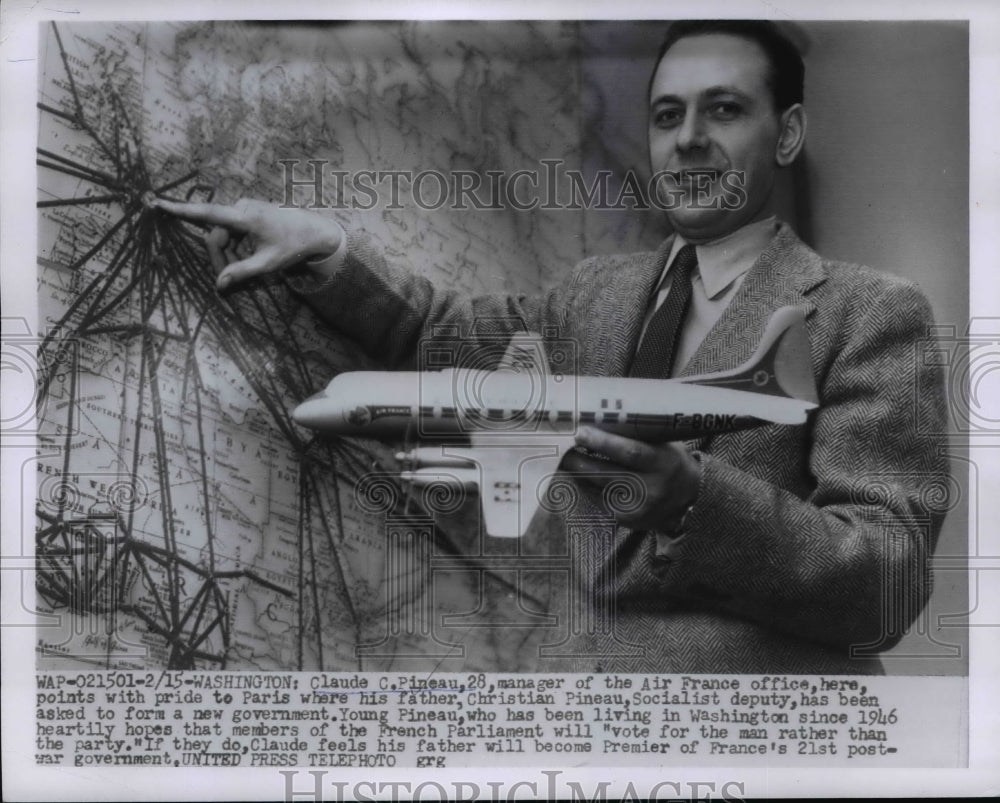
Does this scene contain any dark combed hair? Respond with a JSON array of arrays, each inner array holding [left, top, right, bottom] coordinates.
[[652, 20, 805, 111]]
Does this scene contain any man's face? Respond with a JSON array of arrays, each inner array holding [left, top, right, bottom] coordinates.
[[648, 33, 786, 242]]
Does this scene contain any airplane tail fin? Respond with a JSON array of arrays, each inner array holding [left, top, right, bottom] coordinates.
[[683, 305, 818, 406], [497, 332, 549, 375]]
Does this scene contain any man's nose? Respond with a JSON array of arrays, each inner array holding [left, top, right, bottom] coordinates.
[[676, 111, 708, 151]]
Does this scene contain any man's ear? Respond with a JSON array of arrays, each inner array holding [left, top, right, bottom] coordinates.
[[775, 104, 807, 166]]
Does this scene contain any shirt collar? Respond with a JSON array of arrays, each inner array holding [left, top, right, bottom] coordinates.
[[665, 215, 779, 299]]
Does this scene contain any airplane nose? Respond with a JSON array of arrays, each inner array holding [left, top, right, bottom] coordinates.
[[292, 387, 329, 427]]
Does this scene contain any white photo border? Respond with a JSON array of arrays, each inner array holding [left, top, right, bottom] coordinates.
[[2, 0, 998, 799]]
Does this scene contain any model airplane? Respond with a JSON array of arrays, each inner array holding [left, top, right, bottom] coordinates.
[[293, 305, 818, 537]]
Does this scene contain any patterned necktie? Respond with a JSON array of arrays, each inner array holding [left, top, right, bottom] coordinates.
[[629, 243, 697, 378]]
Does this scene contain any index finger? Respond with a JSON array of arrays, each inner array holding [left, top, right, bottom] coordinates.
[[574, 425, 659, 471], [153, 199, 253, 231]]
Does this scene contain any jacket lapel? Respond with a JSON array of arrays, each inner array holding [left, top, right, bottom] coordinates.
[[598, 235, 675, 377]]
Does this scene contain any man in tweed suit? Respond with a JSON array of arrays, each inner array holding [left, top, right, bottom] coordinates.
[[157, 20, 948, 673]]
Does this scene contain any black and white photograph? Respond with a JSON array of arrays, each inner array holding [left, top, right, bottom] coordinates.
[[2, 0, 997, 799]]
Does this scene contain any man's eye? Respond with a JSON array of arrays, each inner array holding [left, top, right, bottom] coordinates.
[[709, 102, 741, 119], [653, 108, 682, 128]]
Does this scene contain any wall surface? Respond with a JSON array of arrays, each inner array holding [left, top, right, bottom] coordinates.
[[802, 23, 970, 674]]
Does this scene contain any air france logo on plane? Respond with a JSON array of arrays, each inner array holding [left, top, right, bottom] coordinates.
[[346, 406, 372, 426]]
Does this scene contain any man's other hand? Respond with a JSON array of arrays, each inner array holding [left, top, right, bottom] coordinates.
[[153, 198, 344, 290], [562, 425, 701, 531]]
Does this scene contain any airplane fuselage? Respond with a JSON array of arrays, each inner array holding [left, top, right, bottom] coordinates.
[[293, 367, 810, 443]]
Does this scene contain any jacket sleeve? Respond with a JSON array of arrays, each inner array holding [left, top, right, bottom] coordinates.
[[284, 230, 572, 368], [644, 279, 950, 651]]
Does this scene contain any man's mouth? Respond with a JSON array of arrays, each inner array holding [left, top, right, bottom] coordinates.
[[674, 168, 721, 184]]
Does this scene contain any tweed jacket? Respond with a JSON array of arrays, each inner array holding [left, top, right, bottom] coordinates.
[[293, 222, 949, 674]]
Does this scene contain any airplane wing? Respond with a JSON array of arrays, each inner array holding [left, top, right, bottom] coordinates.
[[400, 438, 577, 538], [469, 437, 577, 538]]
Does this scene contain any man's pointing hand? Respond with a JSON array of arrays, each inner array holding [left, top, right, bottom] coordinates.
[[153, 198, 344, 290]]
